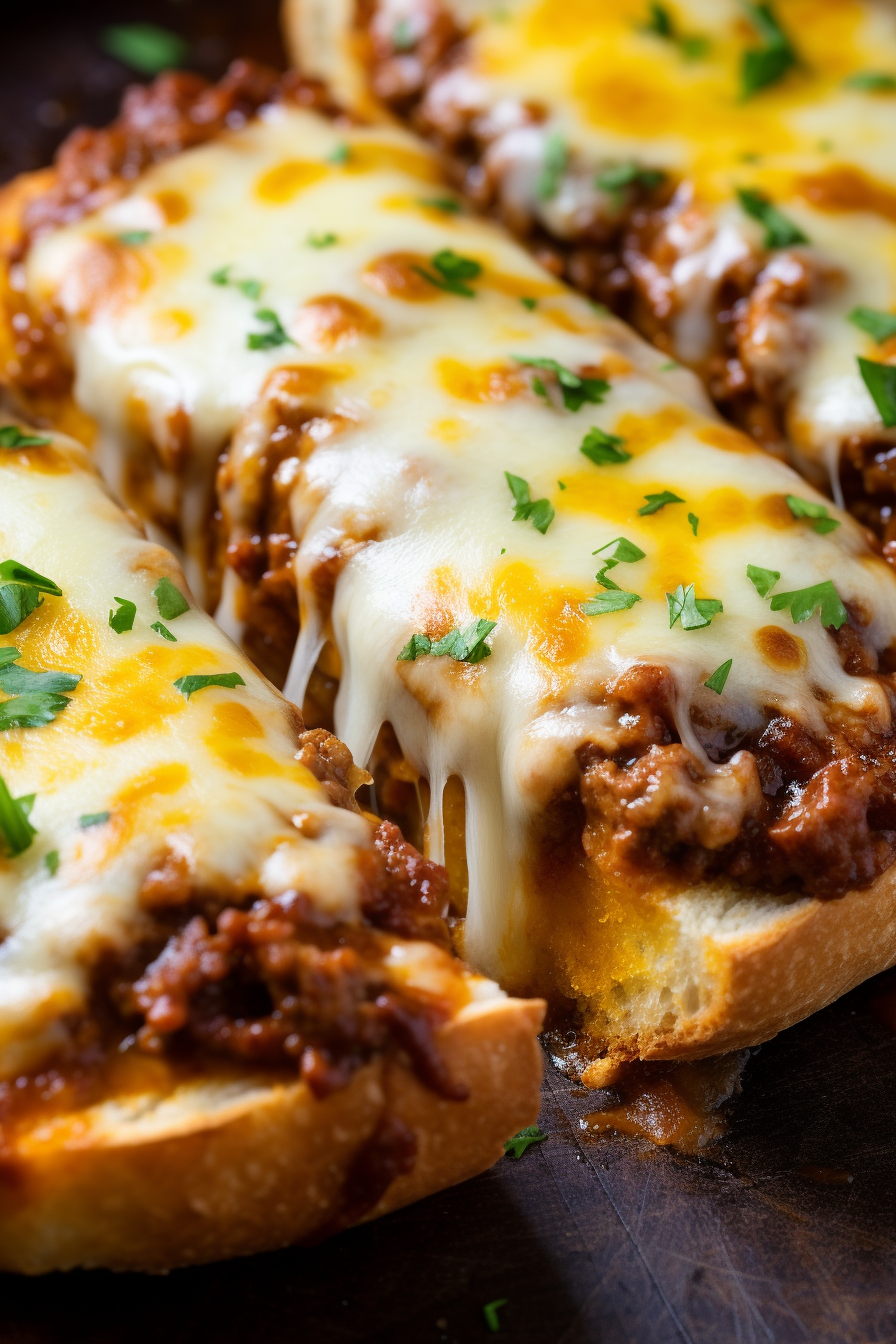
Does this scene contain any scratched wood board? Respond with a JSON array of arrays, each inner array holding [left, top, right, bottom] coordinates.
[[2, 5, 896, 1342]]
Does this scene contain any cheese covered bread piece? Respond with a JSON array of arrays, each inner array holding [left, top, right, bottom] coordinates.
[[286, 0, 896, 540], [6, 72, 896, 1068], [0, 420, 542, 1273]]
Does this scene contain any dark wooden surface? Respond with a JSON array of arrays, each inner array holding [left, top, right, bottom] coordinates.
[[2, 5, 896, 1340]]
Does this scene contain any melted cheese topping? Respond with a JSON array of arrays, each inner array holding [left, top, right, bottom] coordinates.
[[22, 105, 896, 991], [0, 433, 378, 1076], [375, 0, 896, 483]]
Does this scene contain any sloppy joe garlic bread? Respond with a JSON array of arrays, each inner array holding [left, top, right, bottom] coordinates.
[[0, 421, 542, 1273], [5, 73, 896, 1068], [285, 0, 896, 539]]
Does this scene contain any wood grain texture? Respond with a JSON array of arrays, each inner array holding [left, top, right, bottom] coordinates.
[[1, 5, 895, 1339]]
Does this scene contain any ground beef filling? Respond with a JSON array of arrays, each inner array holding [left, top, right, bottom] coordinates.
[[578, 664, 896, 899], [98, 818, 466, 1103]]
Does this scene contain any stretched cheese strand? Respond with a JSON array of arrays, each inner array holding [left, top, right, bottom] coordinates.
[[22, 105, 896, 998]]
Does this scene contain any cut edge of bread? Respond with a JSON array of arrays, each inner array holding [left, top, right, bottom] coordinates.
[[0, 995, 544, 1274]]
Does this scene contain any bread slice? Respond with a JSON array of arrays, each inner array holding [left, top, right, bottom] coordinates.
[[0, 421, 543, 1271]]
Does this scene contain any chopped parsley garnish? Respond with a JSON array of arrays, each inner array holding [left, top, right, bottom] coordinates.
[[0, 561, 61, 597], [0, 655, 80, 697], [667, 583, 722, 630], [769, 580, 848, 629], [503, 1125, 548, 1159], [79, 811, 111, 829], [101, 23, 188, 75], [512, 357, 610, 412], [844, 71, 896, 92], [740, 3, 797, 98], [0, 561, 61, 636], [659, 360, 680, 371], [737, 188, 807, 249], [398, 618, 497, 665], [0, 426, 51, 449], [688, 512, 699, 536], [392, 16, 415, 49], [151, 621, 176, 642], [505, 473, 555, 534], [858, 356, 896, 426], [247, 309, 295, 350], [413, 249, 482, 298], [174, 672, 247, 699], [595, 160, 666, 210], [520, 297, 538, 311], [747, 564, 781, 598], [638, 490, 685, 516], [580, 426, 631, 465], [592, 536, 645, 589], [307, 232, 339, 249], [581, 589, 641, 615], [785, 494, 840, 534], [705, 659, 733, 694], [327, 142, 351, 166], [639, 3, 708, 59], [45, 850, 59, 876], [0, 771, 36, 857], [109, 597, 136, 634], [153, 577, 189, 621], [537, 132, 568, 202], [211, 266, 263, 301], [849, 307, 896, 344], [0, 693, 72, 730], [117, 230, 151, 246], [483, 1300, 508, 1334], [418, 196, 462, 214]]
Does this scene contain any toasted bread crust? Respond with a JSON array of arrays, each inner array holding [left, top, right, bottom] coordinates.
[[0, 997, 543, 1274]]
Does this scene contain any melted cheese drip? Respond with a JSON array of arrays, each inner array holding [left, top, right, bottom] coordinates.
[[23, 106, 896, 991], [379, 0, 896, 478], [0, 435, 376, 1076]]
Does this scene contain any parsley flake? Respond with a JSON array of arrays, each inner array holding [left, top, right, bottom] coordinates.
[[247, 309, 295, 351], [596, 160, 666, 210], [413, 249, 482, 298], [581, 590, 641, 615], [0, 656, 79, 697], [0, 693, 72, 730], [0, 772, 36, 857], [211, 266, 263, 301], [0, 585, 42, 636], [151, 621, 177, 642], [639, 3, 708, 60], [0, 426, 51, 449], [398, 618, 497, 665], [785, 494, 840, 534], [737, 188, 808, 249], [769, 580, 848, 629], [747, 564, 781, 598], [483, 1300, 508, 1334], [505, 473, 555, 534], [45, 850, 59, 876], [688, 512, 699, 536], [740, 3, 796, 98], [0, 562, 61, 597], [850, 307, 896, 344], [705, 659, 733, 694], [520, 296, 538, 311], [392, 16, 415, 49], [537, 132, 568, 202], [327, 142, 351, 165], [592, 537, 645, 591], [580, 426, 631, 466], [858, 356, 896, 426], [153, 577, 189, 621], [101, 23, 188, 75], [667, 583, 722, 630], [79, 811, 111, 829], [844, 71, 896, 92], [117, 230, 151, 246], [174, 672, 246, 699], [503, 1125, 548, 1158], [109, 597, 136, 634], [638, 490, 685, 516], [512, 357, 610, 412], [307, 232, 339, 249], [418, 196, 462, 214]]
